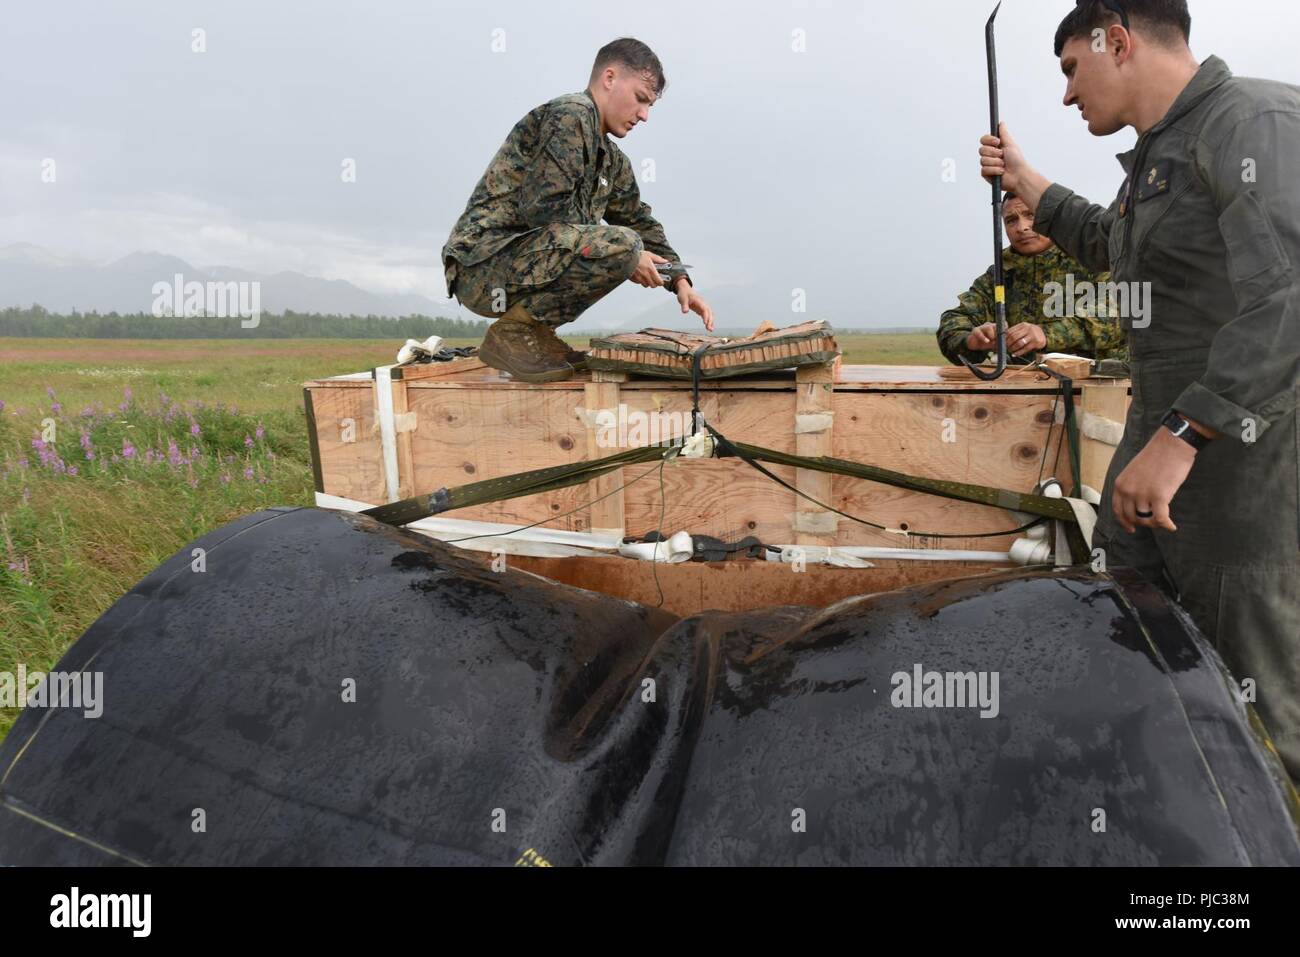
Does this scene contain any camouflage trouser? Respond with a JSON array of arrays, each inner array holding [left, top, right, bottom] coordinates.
[[448, 223, 643, 328]]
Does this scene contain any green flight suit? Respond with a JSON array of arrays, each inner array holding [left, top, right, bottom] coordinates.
[[937, 244, 1128, 365], [1035, 56, 1300, 782], [442, 90, 689, 328]]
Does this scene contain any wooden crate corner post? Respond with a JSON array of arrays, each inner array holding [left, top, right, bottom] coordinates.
[[373, 366, 418, 503], [1078, 378, 1130, 493], [584, 369, 628, 535], [793, 360, 838, 547]]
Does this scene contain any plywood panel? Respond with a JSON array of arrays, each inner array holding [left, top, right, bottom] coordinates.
[[306, 365, 1113, 555], [308, 386, 385, 502]]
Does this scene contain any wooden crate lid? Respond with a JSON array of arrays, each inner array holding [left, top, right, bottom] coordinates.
[[587, 320, 840, 380]]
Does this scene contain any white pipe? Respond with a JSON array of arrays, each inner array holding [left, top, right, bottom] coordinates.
[[769, 545, 1012, 565]]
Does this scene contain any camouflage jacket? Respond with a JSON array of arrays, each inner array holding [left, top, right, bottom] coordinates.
[[441, 90, 687, 294], [936, 244, 1127, 365]]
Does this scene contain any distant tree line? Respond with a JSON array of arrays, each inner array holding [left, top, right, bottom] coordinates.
[[0, 304, 490, 339]]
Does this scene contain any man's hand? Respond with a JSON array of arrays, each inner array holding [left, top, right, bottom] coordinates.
[[979, 123, 1051, 213], [1111, 427, 1198, 534], [675, 280, 714, 332], [966, 323, 997, 352], [630, 251, 668, 288], [1006, 322, 1047, 357]]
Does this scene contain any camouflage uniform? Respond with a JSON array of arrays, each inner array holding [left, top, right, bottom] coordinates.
[[1036, 57, 1300, 782], [442, 90, 689, 328], [937, 244, 1128, 365]]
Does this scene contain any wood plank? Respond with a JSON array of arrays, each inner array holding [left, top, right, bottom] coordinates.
[[386, 375, 416, 500], [404, 387, 590, 529], [1079, 380, 1131, 492], [306, 386, 385, 502], [795, 362, 836, 545], [585, 377, 625, 534], [501, 554, 1007, 617]]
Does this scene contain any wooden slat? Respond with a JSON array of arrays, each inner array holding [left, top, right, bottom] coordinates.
[[585, 375, 625, 534], [306, 362, 1111, 554], [795, 362, 836, 545], [1079, 380, 1131, 492]]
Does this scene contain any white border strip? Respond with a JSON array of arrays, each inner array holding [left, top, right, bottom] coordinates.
[[318, 493, 1019, 565], [373, 365, 401, 504], [316, 492, 625, 558]]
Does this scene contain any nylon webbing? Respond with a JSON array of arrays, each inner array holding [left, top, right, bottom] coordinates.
[[363, 432, 1080, 529]]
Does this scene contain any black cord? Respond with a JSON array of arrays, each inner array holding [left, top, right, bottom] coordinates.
[[650, 455, 668, 607], [437, 456, 668, 545], [708, 426, 1047, 541]]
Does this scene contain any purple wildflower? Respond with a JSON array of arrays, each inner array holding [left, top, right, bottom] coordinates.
[[190, 420, 201, 436], [243, 466, 254, 480], [122, 440, 136, 460], [255, 424, 265, 440], [244, 435, 254, 449], [167, 438, 182, 468]]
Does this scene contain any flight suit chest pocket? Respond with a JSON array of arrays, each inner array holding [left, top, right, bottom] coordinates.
[[1133, 159, 1195, 256], [1135, 160, 1173, 203]]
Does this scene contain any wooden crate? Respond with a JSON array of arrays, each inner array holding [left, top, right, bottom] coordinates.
[[302, 357, 1129, 554]]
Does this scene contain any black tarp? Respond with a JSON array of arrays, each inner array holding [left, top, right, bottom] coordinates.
[[1, 507, 1295, 865]]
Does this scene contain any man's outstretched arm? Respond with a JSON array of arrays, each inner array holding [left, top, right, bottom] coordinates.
[[604, 152, 715, 330]]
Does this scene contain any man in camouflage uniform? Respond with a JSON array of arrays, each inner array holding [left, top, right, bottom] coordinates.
[[981, 0, 1299, 783], [937, 193, 1128, 365], [442, 38, 714, 382]]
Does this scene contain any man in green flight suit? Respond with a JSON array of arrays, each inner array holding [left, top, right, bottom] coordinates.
[[442, 38, 714, 382], [937, 191, 1128, 365], [981, 0, 1299, 783]]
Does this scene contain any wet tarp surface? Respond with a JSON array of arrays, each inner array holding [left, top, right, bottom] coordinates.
[[1, 507, 1296, 866]]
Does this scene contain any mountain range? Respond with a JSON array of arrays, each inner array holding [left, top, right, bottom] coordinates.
[[0, 243, 908, 333], [0, 244, 457, 320]]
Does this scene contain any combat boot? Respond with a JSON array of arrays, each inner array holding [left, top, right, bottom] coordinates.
[[532, 322, 589, 371], [477, 305, 575, 383]]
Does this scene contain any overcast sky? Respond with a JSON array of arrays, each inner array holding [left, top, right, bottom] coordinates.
[[3, 0, 1298, 330]]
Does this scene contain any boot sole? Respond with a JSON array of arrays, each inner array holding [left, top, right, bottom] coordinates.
[[478, 341, 574, 383]]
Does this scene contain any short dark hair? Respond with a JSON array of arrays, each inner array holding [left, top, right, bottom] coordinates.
[[1053, 0, 1191, 57], [590, 38, 667, 96], [1002, 190, 1019, 204]]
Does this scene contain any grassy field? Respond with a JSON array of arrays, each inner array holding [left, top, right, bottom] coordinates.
[[0, 331, 938, 740]]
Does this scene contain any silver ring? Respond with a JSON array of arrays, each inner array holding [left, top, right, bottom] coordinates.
[[1136, 509, 1154, 519]]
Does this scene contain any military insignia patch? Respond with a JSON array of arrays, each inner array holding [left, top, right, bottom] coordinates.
[[1137, 161, 1172, 202]]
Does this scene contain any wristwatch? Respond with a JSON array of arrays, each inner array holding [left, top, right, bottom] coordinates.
[[1162, 410, 1211, 451]]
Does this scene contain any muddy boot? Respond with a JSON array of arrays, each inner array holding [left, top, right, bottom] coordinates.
[[532, 322, 589, 371], [477, 306, 575, 383]]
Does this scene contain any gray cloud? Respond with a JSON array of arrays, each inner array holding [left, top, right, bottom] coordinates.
[[2, 0, 1296, 329]]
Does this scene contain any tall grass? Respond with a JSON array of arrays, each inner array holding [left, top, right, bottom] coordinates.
[[0, 332, 940, 741]]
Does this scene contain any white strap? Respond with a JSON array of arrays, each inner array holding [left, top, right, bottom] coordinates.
[[373, 366, 400, 504], [1063, 496, 1099, 552]]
